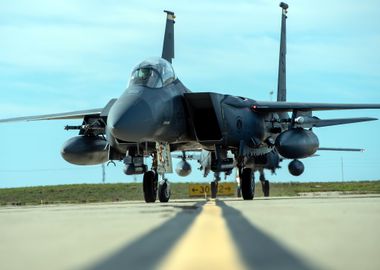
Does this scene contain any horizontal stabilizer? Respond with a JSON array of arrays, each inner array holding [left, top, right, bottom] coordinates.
[[0, 108, 103, 123], [251, 101, 380, 112], [318, 147, 364, 152]]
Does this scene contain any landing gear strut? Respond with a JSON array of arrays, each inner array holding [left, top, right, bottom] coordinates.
[[236, 185, 242, 198], [210, 181, 218, 198], [240, 168, 255, 200], [210, 172, 221, 199], [261, 180, 270, 197], [236, 168, 242, 197], [259, 169, 270, 197]]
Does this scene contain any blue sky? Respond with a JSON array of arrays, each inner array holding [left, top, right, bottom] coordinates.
[[0, 0, 379, 188]]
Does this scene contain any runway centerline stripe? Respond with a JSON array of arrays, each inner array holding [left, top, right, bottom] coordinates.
[[89, 202, 206, 270], [157, 200, 246, 270]]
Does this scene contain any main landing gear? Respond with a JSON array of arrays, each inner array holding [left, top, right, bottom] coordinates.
[[143, 170, 171, 203], [259, 169, 270, 197], [240, 168, 255, 200], [210, 172, 221, 199], [237, 168, 270, 200]]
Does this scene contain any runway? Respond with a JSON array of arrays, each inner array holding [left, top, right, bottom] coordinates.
[[0, 195, 379, 270]]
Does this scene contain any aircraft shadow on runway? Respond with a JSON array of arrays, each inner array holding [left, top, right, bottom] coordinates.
[[217, 201, 317, 270], [87, 200, 317, 270]]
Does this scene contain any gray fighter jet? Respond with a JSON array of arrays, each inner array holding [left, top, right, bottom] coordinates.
[[2, 3, 380, 202]]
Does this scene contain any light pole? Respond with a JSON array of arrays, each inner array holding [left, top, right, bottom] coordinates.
[[102, 163, 106, 183]]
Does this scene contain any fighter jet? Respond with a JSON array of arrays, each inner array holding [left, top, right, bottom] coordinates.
[[1, 3, 380, 202]]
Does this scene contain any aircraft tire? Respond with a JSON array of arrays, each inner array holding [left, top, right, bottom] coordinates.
[[143, 171, 157, 203], [211, 181, 218, 199], [236, 186, 241, 198], [158, 180, 171, 203], [262, 180, 270, 197], [241, 168, 255, 200]]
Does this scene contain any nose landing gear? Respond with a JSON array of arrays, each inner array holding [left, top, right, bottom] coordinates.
[[143, 171, 172, 203], [143, 170, 158, 203], [158, 177, 171, 203]]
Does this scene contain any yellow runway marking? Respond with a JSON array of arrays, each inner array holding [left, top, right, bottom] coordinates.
[[157, 200, 246, 270]]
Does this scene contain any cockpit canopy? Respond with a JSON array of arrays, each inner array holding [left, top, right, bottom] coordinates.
[[129, 57, 176, 88]]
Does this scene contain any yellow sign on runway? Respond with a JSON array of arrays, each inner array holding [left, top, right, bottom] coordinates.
[[188, 182, 236, 197]]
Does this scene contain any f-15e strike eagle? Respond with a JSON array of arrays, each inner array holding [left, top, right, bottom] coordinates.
[[2, 3, 380, 202]]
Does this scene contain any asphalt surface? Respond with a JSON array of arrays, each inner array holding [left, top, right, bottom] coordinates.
[[0, 195, 379, 270]]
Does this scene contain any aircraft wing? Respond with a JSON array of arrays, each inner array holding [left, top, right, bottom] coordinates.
[[318, 147, 364, 152], [0, 99, 117, 123], [310, 117, 377, 127], [251, 101, 380, 112], [0, 108, 103, 123], [291, 116, 378, 129]]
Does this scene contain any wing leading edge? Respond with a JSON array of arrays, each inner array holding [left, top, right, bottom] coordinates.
[[0, 99, 117, 123], [318, 147, 364, 152], [0, 108, 103, 123]]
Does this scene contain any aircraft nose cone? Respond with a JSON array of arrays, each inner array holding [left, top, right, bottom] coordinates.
[[108, 98, 155, 142]]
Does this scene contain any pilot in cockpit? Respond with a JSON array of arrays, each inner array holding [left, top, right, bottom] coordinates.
[[129, 57, 176, 89]]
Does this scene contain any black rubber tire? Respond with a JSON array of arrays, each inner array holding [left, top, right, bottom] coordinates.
[[143, 171, 157, 203], [158, 181, 171, 203], [211, 181, 218, 199], [262, 180, 270, 197], [241, 168, 255, 200]]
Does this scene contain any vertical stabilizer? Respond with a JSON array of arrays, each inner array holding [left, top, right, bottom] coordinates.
[[277, 3, 288, 102], [162, 10, 175, 63]]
